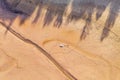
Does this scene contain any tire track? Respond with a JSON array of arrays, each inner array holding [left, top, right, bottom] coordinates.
[[0, 22, 77, 80]]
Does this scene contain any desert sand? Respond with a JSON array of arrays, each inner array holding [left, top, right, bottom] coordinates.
[[0, 0, 120, 80]]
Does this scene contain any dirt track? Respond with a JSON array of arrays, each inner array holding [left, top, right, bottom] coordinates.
[[0, 0, 120, 80]]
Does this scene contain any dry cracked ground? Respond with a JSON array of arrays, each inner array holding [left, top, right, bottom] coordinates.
[[0, 0, 120, 80]]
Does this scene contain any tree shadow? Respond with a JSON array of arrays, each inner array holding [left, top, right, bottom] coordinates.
[[0, 0, 119, 41], [68, 0, 120, 41], [101, 0, 120, 41], [43, 3, 67, 28]]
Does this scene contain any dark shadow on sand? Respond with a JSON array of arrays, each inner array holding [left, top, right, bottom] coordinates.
[[0, 0, 119, 41]]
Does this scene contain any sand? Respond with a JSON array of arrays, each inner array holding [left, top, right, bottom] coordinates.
[[0, 1, 120, 80]]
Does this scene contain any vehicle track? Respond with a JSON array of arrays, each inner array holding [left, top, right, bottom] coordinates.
[[0, 21, 77, 80]]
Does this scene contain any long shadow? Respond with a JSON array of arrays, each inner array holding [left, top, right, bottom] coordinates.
[[101, 0, 120, 41], [43, 3, 67, 28], [0, 0, 119, 41], [68, 0, 119, 41]]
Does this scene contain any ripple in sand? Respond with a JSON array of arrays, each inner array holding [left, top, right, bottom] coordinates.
[[0, 49, 17, 73], [42, 40, 120, 80]]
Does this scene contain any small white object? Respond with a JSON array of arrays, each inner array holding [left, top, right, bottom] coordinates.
[[59, 44, 65, 48]]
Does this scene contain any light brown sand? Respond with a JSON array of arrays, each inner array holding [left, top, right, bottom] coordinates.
[[0, 5, 120, 80]]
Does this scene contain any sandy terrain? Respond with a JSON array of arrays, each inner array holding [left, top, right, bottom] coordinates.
[[0, 1, 120, 80]]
